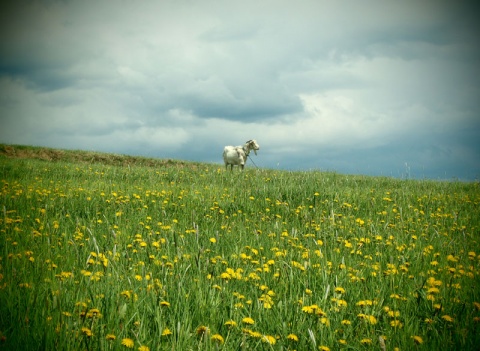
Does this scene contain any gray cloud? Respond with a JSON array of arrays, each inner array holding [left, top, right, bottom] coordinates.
[[0, 0, 479, 180]]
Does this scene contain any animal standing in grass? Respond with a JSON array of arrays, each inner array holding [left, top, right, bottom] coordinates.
[[223, 139, 260, 170]]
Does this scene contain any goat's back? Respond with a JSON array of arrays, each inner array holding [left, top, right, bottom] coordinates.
[[223, 145, 246, 165]]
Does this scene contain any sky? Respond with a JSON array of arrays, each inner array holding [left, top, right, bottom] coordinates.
[[1, 0, 479, 180]]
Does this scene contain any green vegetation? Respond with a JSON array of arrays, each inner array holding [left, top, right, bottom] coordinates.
[[1, 144, 479, 350]]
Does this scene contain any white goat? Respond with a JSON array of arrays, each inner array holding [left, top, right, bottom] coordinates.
[[223, 139, 260, 170]]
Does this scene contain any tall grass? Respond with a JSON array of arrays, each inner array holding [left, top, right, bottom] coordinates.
[[1, 147, 479, 350]]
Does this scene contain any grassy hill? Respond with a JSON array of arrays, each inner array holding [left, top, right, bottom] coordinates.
[[0, 144, 202, 168], [1, 144, 479, 350]]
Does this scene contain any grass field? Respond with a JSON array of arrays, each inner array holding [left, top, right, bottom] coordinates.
[[1, 144, 479, 350]]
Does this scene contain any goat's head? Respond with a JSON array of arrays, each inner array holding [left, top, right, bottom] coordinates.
[[246, 139, 260, 155]]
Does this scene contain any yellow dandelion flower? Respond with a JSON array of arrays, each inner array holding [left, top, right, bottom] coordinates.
[[161, 328, 172, 336], [220, 272, 231, 280], [196, 326, 209, 337], [81, 270, 92, 276], [390, 320, 403, 328], [121, 290, 131, 299], [138, 346, 149, 351], [302, 305, 315, 313], [121, 338, 135, 348], [86, 308, 102, 318], [334, 287, 345, 294], [242, 317, 255, 325], [360, 338, 372, 345], [106, 334, 116, 340], [81, 327, 93, 337], [224, 320, 237, 327], [246, 330, 262, 338], [412, 336, 423, 344], [160, 301, 170, 307], [446, 254, 458, 262], [387, 310, 400, 317], [287, 333, 299, 341], [442, 315, 454, 322], [319, 346, 331, 351], [211, 334, 224, 344], [367, 315, 377, 325], [262, 335, 276, 344], [320, 317, 330, 326]]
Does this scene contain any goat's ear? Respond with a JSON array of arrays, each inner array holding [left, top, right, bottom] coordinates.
[[246, 139, 252, 143]]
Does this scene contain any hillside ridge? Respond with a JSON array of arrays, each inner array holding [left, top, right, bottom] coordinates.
[[0, 143, 201, 168]]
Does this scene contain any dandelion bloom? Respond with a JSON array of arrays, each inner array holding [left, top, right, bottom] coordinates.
[[360, 338, 372, 345], [287, 334, 299, 341], [334, 287, 345, 294], [302, 305, 315, 313], [320, 317, 330, 326], [262, 335, 276, 344], [211, 334, 224, 344], [242, 317, 255, 325], [442, 315, 454, 322], [412, 336, 423, 344], [387, 310, 400, 318], [196, 326, 209, 336], [86, 308, 102, 318], [81, 327, 93, 337], [161, 328, 172, 336], [138, 346, 149, 351], [160, 301, 170, 307], [319, 346, 330, 351], [106, 334, 116, 340], [121, 338, 135, 348], [224, 320, 237, 328], [390, 320, 403, 328]]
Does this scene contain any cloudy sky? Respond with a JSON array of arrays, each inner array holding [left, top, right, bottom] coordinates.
[[1, 1, 479, 180]]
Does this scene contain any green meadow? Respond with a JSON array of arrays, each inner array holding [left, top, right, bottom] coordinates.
[[1, 145, 479, 350]]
